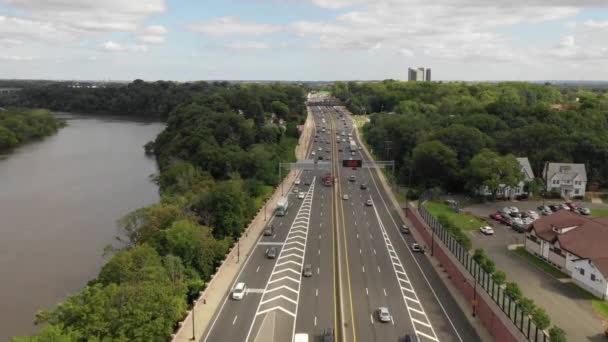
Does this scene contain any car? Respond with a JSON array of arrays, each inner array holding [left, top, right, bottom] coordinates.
[[377, 307, 391, 323], [566, 202, 578, 210], [522, 217, 534, 225], [509, 211, 522, 218], [351, 151, 356, 156], [511, 217, 524, 226], [263, 224, 274, 236], [303, 264, 313, 277], [537, 205, 550, 212], [365, 199, 373, 206], [360, 183, 368, 190], [295, 179, 301, 185], [342, 194, 349, 200], [499, 215, 512, 226], [489, 212, 502, 221], [509, 206, 519, 213], [311, 151, 316, 156], [511, 222, 526, 233], [527, 210, 540, 220], [498, 207, 511, 215], [293, 187, 299, 193], [400, 224, 410, 234], [560, 203, 571, 211], [318, 156, 324, 160], [577, 207, 591, 215], [322, 328, 334, 342], [411, 243, 423, 253], [318, 147, 323, 151], [298, 192, 305, 199], [266, 247, 277, 259], [404, 334, 419, 342], [326, 149, 330, 153], [232, 282, 247, 300], [480, 226, 494, 235], [314, 139, 318, 142], [348, 175, 356, 182], [304, 179, 312, 186], [549, 204, 560, 212]]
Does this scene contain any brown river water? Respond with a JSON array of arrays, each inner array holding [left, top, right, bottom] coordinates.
[[0, 113, 164, 340]]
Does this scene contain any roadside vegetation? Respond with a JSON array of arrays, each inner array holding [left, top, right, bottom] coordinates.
[[0, 108, 64, 150], [332, 81, 608, 195], [426, 201, 485, 231], [591, 208, 608, 217], [12, 82, 307, 341]]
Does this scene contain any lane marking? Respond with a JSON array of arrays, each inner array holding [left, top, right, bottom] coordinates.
[[256, 266, 260, 273], [384, 288, 387, 296], [233, 316, 238, 325], [365, 287, 368, 296]]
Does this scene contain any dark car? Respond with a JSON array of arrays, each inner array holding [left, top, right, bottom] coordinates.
[[400, 224, 410, 234], [266, 247, 277, 259], [404, 334, 419, 342], [511, 222, 526, 233], [303, 264, 313, 277], [360, 183, 368, 190], [549, 204, 560, 212], [322, 328, 334, 342], [348, 175, 356, 182], [499, 215, 512, 226], [263, 224, 274, 236], [509, 212, 522, 218], [305, 179, 312, 185]]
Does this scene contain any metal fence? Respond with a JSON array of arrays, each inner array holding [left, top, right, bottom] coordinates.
[[417, 192, 550, 342]]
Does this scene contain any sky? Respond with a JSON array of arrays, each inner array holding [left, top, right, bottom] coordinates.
[[0, 0, 607, 81]]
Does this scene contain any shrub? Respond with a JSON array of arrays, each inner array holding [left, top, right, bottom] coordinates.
[[519, 297, 536, 315], [492, 270, 506, 285], [505, 282, 522, 301], [531, 307, 551, 330], [548, 326, 566, 342]]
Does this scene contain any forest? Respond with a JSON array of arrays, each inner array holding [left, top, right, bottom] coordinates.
[[0, 108, 64, 150], [13, 82, 307, 341], [332, 80, 608, 196]]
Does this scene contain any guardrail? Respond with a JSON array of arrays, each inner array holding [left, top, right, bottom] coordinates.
[[417, 192, 550, 342]]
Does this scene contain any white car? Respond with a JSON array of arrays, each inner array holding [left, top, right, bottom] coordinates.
[[232, 282, 247, 300], [298, 192, 305, 199], [294, 179, 301, 185], [377, 307, 391, 323], [527, 210, 539, 220], [511, 217, 524, 226], [480, 226, 495, 235], [509, 206, 519, 213], [343, 194, 349, 200], [311, 151, 316, 156], [318, 147, 323, 151], [365, 199, 373, 206], [522, 217, 534, 225]]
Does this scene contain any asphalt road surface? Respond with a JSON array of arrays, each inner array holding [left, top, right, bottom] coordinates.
[[201, 102, 482, 342]]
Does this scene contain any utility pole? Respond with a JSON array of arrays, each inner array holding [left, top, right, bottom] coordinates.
[[191, 299, 197, 340]]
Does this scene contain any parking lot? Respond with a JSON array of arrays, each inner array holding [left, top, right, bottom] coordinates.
[[462, 200, 606, 341]]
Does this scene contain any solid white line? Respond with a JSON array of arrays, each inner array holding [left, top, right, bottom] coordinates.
[[366, 287, 369, 296], [378, 266, 381, 273], [318, 249, 320, 255], [362, 266, 365, 273], [316, 288, 318, 297], [233, 316, 238, 325], [370, 314, 374, 324], [317, 267, 320, 274], [315, 316, 317, 326]]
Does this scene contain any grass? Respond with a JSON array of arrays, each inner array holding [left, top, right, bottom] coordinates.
[[513, 247, 569, 279], [592, 208, 608, 218], [425, 201, 486, 231], [563, 283, 608, 319], [352, 115, 370, 129]]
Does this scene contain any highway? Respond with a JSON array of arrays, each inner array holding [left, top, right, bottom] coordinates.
[[201, 97, 481, 342]]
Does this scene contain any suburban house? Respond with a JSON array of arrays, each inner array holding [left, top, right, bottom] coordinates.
[[525, 211, 608, 299], [543, 162, 587, 198], [478, 157, 534, 198]]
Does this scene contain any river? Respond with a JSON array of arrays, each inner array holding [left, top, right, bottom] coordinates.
[[0, 113, 164, 340]]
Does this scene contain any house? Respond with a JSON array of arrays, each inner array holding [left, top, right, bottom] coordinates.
[[478, 157, 534, 198], [525, 211, 608, 299], [543, 162, 587, 199]]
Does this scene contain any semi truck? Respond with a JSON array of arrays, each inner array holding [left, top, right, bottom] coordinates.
[[276, 197, 289, 216]]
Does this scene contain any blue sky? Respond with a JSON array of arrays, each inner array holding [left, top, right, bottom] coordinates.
[[0, 0, 607, 81]]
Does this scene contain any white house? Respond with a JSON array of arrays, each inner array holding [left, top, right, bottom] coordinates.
[[525, 211, 608, 299], [543, 162, 587, 198], [478, 157, 534, 198]]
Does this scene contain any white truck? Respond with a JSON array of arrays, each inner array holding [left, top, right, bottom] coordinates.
[[276, 197, 289, 216], [349, 140, 357, 152]]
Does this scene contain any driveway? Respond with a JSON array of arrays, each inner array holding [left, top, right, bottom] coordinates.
[[464, 201, 607, 341]]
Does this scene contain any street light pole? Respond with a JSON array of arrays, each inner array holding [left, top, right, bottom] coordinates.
[[431, 225, 435, 256], [191, 299, 197, 340]]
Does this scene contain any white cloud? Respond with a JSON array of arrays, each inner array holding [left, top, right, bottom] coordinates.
[[0, 55, 33, 61], [102, 41, 148, 53], [224, 41, 271, 51], [138, 35, 165, 44], [144, 25, 168, 35], [135, 25, 167, 44], [186, 17, 281, 36], [581, 20, 608, 29]]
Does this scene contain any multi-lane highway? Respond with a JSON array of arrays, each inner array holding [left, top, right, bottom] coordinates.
[[202, 98, 482, 342]]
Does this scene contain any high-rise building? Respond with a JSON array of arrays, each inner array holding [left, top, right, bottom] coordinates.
[[407, 67, 432, 82]]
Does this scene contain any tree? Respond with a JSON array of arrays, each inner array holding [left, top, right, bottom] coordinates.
[[467, 149, 523, 198], [431, 124, 493, 167], [481, 258, 496, 274], [271, 100, 289, 119], [505, 282, 522, 301], [548, 326, 567, 342], [412, 140, 458, 189], [531, 307, 551, 330]]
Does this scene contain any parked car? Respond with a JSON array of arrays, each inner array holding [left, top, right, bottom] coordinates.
[[499, 207, 511, 215], [480, 226, 495, 235], [565, 202, 578, 210], [522, 217, 534, 225], [411, 243, 423, 253], [527, 210, 540, 220], [511, 217, 524, 226], [512, 222, 526, 233], [500, 215, 512, 226], [549, 204, 560, 212], [377, 307, 391, 323], [577, 207, 591, 215], [560, 203, 571, 211], [489, 212, 503, 221], [400, 224, 410, 234], [509, 206, 519, 213], [509, 212, 522, 218]]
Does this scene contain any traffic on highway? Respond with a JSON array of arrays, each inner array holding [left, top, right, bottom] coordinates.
[[202, 96, 481, 342]]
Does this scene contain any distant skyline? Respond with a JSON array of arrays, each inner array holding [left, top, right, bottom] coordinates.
[[1, 0, 608, 81]]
